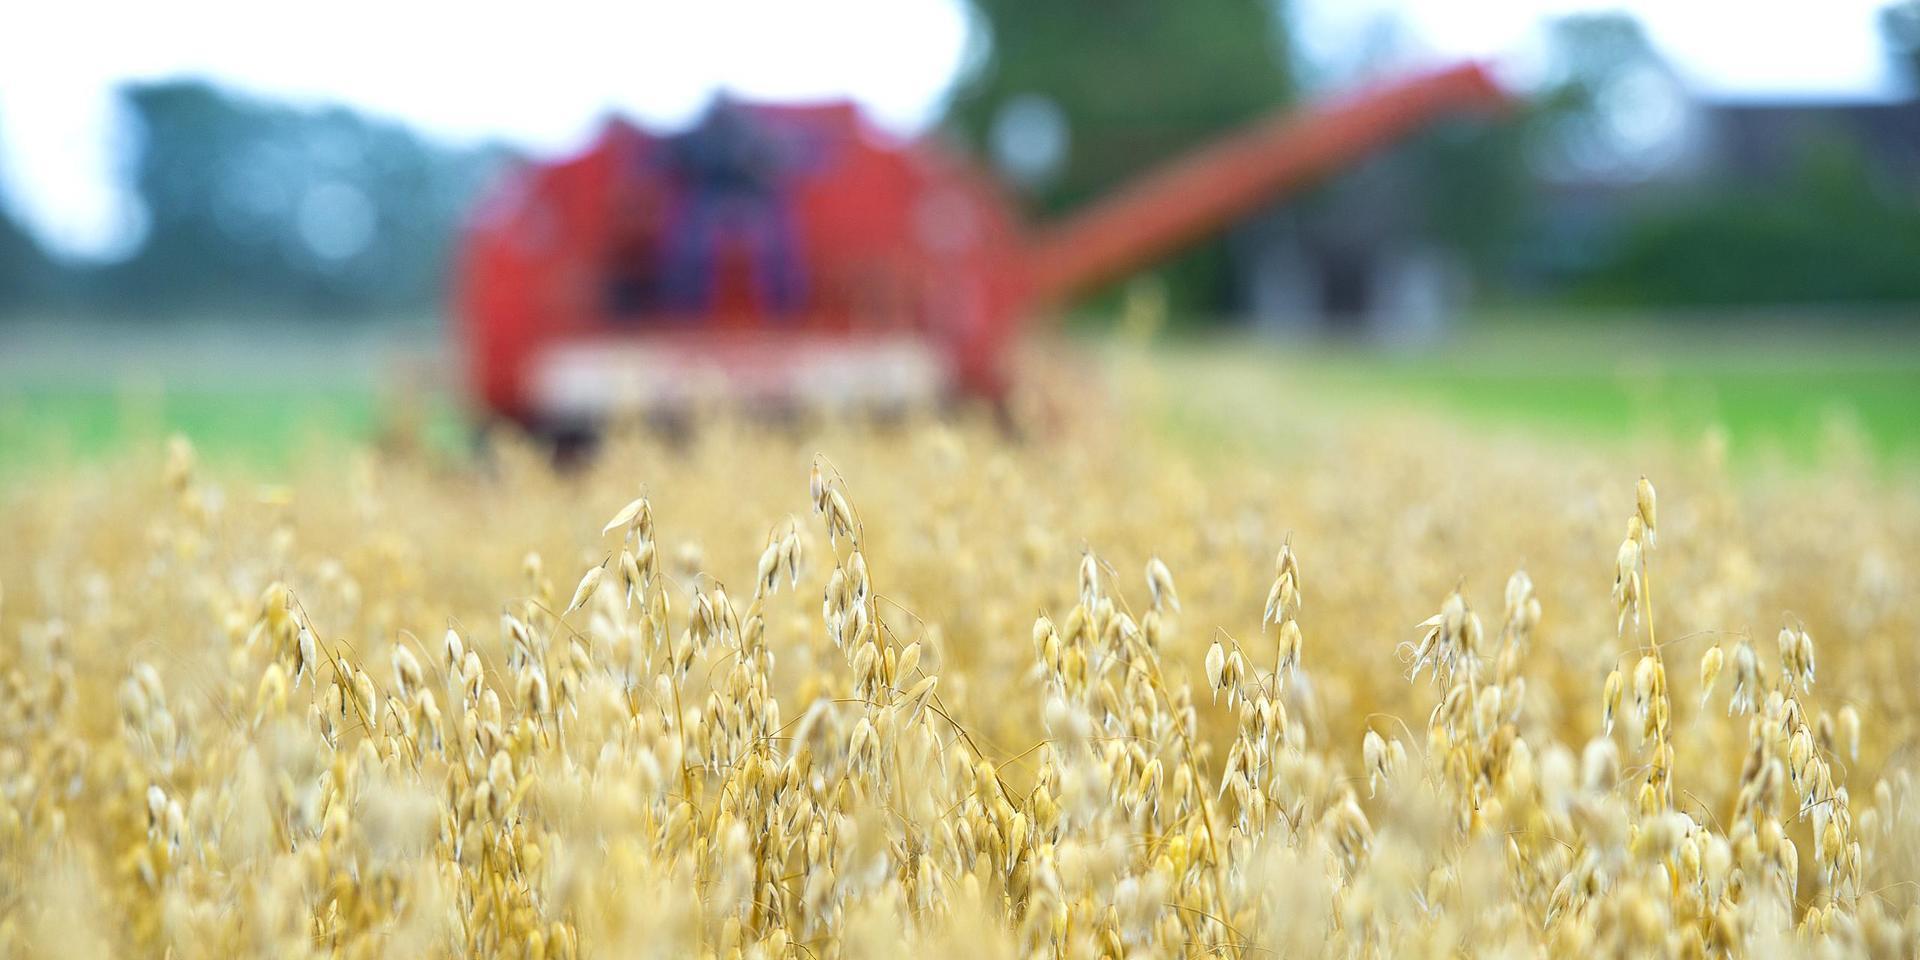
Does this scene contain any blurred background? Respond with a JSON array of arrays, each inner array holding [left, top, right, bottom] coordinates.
[[2, 0, 1918, 467]]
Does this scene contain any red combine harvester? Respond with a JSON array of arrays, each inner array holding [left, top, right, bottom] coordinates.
[[456, 63, 1503, 431]]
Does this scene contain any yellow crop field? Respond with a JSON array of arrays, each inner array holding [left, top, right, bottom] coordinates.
[[2, 367, 1917, 958]]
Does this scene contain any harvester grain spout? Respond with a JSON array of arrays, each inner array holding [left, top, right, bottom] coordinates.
[[1023, 62, 1508, 309]]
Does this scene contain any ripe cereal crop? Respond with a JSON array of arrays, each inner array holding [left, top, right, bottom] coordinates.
[[1, 392, 1918, 958]]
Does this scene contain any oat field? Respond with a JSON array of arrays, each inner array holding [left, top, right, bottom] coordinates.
[[2, 361, 1918, 958]]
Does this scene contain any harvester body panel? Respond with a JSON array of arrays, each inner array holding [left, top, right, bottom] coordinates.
[[455, 64, 1503, 426], [459, 101, 1024, 425]]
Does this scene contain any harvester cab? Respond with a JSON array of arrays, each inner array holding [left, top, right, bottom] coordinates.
[[455, 63, 1505, 434]]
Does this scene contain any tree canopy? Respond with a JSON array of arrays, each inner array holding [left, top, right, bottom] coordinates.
[[944, 0, 1294, 315]]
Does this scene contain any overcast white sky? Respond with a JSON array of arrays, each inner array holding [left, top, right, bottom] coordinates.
[[0, 0, 1903, 260]]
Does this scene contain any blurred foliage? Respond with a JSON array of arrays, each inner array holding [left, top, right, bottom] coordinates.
[[0, 81, 509, 322], [1528, 14, 1672, 182], [946, 0, 1293, 318], [947, 0, 1292, 214], [1373, 114, 1532, 285], [1580, 138, 1920, 306], [1496, 11, 1920, 309], [107, 81, 511, 319], [1886, 0, 1920, 91], [0, 189, 50, 312]]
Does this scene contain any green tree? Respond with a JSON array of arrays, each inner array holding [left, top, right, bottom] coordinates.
[[1531, 13, 1675, 181], [100, 81, 509, 320], [945, 0, 1293, 317], [1582, 138, 1920, 306], [1885, 0, 1920, 91], [0, 158, 52, 316]]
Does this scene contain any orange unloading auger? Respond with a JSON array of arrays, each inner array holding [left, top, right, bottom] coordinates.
[[1024, 62, 1507, 309]]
